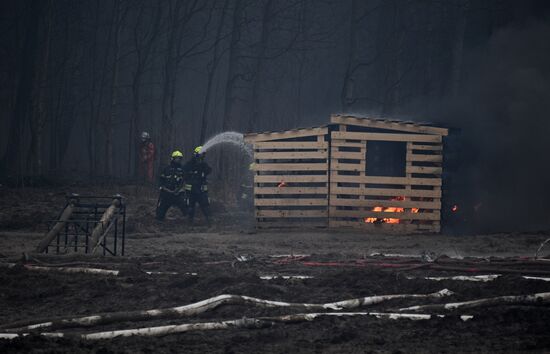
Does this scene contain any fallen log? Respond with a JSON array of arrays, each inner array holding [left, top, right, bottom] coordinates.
[[300, 260, 550, 276], [413, 275, 501, 282], [89, 198, 121, 254], [397, 292, 550, 312], [23, 264, 119, 276], [0, 311, 473, 340], [83, 318, 268, 339], [535, 238, 550, 259], [408, 275, 550, 282], [36, 198, 77, 253], [262, 311, 473, 323], [259, 275, 314, 280], [0, 263, 194, 277], [523, 276, 550, 282], [1, 289, 452, 332], [429, 265, 550, 276]]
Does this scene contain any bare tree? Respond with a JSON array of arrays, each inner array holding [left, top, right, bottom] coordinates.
[[159, 0, 210, 164], [27, 0, 53, 176], [199, 0, 230, 144], [103, 0, 128, 176], [1, 0, 43, 179], [128, 1, 161, 176], [87, 0, 115, 176], [246, 0, 275, 132], [450, 0, 469, 97]]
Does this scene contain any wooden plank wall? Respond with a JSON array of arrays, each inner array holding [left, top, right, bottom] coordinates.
[[252, 132, 329, 228], [329, 127, 443, 233]]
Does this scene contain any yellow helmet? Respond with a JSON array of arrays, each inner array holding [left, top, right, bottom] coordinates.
[[248, 163, 256, 171], [194, 146, 203, 155], [171, 150, 183, 158]]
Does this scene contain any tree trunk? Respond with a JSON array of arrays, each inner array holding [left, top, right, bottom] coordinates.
[[221, 0, 243, 133], [1, 0, 43, 178], [199, 0, 229, 144], [129, 3, 162, 176], [340, 0, 358, 113], [2, 289, 451, 332], [294, 0, 308, 124], [159, 0, 182, 164], [88, 0, 113, 177], [247, 0, 274, 133], [398, 292, 550, 312], [28, 0, 53, 176], [36, 199, 77, 253], [105, 0, 124, 177], [450, 0, 469, 97], [218, 0, 244, 188], [90, 199, 121, 253]]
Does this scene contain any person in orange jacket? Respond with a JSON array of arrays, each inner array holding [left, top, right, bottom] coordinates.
[[138, 131, 155, 183]]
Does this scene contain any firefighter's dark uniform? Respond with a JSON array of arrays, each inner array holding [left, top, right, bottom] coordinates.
[[183, 155, 212, 223], [155, 161, 187, 220]]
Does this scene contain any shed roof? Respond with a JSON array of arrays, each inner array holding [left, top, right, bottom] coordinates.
[[244, 125, 328, 143], [331, 114, 448, 136], [244, 114, 448, 143]]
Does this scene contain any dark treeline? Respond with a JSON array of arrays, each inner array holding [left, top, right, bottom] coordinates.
[[1, 0, 549, 230]]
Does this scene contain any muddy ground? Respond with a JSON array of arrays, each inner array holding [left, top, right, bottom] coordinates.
[[1, 186, 550, 353]]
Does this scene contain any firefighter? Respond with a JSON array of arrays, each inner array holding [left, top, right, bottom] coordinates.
[[183, 146, 212, 225], [155, 150, 187, 221], [138, 131, 155, 183]]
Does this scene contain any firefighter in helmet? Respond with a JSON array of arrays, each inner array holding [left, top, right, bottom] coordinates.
[[183, 146, 212, 225], [155, 150, 187, 220]]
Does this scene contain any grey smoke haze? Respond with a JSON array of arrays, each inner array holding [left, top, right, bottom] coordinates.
[[1, 0, 549, 233], [424, 22, 550, 232]]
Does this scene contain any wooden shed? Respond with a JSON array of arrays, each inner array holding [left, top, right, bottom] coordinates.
[[244, 114, 449, 234]]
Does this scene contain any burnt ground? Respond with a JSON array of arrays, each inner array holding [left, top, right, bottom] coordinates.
[[1, 185, 550, 353]]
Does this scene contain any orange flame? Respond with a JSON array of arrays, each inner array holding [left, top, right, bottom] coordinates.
[[364, 196, 418, 224]]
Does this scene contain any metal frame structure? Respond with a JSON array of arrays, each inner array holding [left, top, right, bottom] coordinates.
[[45, 194, 126, 255]]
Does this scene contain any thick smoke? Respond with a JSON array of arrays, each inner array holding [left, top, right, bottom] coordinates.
[[425, 22, 550, 232]]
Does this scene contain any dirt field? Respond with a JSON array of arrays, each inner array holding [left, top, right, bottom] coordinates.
[[1, 186, 550, 353]]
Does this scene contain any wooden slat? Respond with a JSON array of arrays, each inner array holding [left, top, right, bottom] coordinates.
[[331, 162, 365, 172], [331, 131, 442, 143], [257, 221, 327, 228], [255, 187, 328, 195], [255, 198, 328, 206], [330, 209, 440, 221], [245, 127, 328, 143], [254, 141, 326, 149], [256, 210, 328, 218], [331, 141, 365, 148], [329, 198, 441, 209], [406, 166, 443, 174], [253, 163, 328, 171], [330, 115, 448, 136], [331, 187, 442, 198], [331, 151, 364, 160], [406, 154, 443, 163], [330, 175, 441, 186], [407, 144, 443, 151], [328, 220, 437, 232], [254, 175, 327, 183], [254, 151, 328, 159]]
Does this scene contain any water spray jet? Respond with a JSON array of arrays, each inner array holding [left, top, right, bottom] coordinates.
[[200, 132, 253, 158]]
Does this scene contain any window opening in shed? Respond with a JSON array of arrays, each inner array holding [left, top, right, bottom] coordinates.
[[365, 141, 406, 177]]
